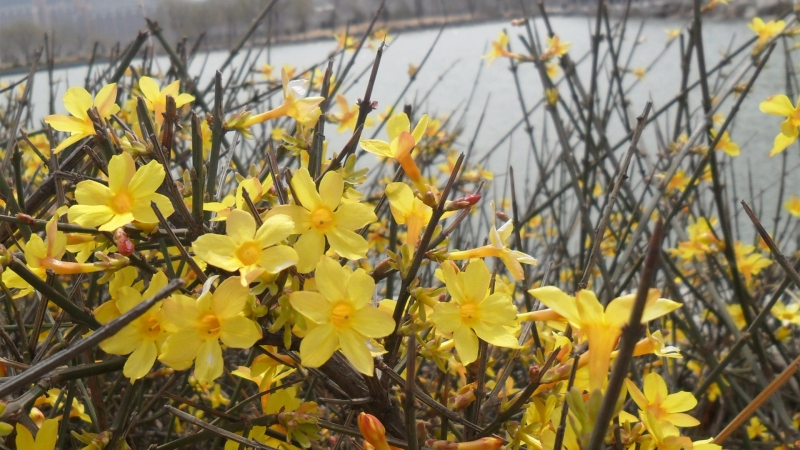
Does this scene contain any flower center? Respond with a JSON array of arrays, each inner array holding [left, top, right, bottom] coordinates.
[[198, 314, 221, 339], [331, 301, 355, 330], [460, 302, 480, 327], [236, 241, 261, 266], [111, 191, 134, 214], [310, 206, 335, 232], [137, 314, 161, 340]]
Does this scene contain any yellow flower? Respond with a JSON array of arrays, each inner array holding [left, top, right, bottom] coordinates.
[[483, 31, 514, 65], [771, 300, 800, 326], [626, 372, 700, 428], [138, 76, 195, 125], [266, 168, 376, 273], [44, 83, 119, 153], [632, 67, 646, 80], [98, 272, 169, 380], [244, 68, 325, 128], [358, 413, 391, 450], [67, 152, 174, 231], [193, 209, 298, 285], [640, 411, 693, 450], [546, 62, 560, 78], [545, 87, 559, 106], [784, 195, 800, 216], [665, 29, 681, 41], [330, 94, 374, 133], [542, 35, 571, 60], [669, 217, 720, 261], [528, 287, 681, 391], [232, 353, 297, 413], [385, 181, 432, 249], [448, 218, 536, 281], [16, 418, 59, 450], [360, 113, 429, 191], [747, 416, 769, 440], [334, 31, 357, 51], [289, 256, 395, 375], [734, 241, 772, 285], [749, 17, 785, 45], [710, 129, 740, 156], [431, 260, 519, 366], [159, 277, 262, 382]]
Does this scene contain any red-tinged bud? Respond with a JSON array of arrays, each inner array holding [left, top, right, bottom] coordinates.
[[495, 211, 510, 221], [0, 245, 10, 269], [445, 194, 482, 211], [457, 437, 504, 450], [358, 413, 391, 450], [113, 228, 135, 256], [15, 213, 37, 225], [448, 382, 477, 411], [427, 439, 459, 450], [527, 365, 540, 383], [427, 438, 503, 450]]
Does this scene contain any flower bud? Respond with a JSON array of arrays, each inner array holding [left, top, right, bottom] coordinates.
[[457, 437, 504, 450], [358, 412, 391, 450], [113, 228, 135, 256], [495, 211, 510, 221], [449, 383, 477, 411], [444, 194, 481, 212]]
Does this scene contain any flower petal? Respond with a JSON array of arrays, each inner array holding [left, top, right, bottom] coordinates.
[[226, 209, 257, 244], [67, 205, 115, 229], [294, 231, 325, 273], [193, 234, 239, 271], [195, 339, 224, 382], [386, 113, 410, 142], [453, 325, 479, 365], [220, 315, 262, 348], [139, 76, 161, 103], [124, 340, 158, 380], [319, 170, 344, 211], [528, 288, 580, 325], [74, 180, 113, 206], [759, 94, 794, 117], [360, 139, 392, 158], [128, 159, 166, 197], [462, 260, 491, 302], [94, 83, 119, 118], [350, 306, 395, 338], [662, 391, 698, 413], [334, 202, 377, 230], [411, 114, 429, 143], [255, 213, 295, 247], [431, 302, 461, 333], [299, 322, 338, 367], [258, 245, 299, 273], [290, 167, 321, 210], [290, 291, 332, 324], [108, 152, 136, 194], [211, 276, 252, 319], [326, 227, 369, 260], [315, 256, 348, 302], [63, 87, 93, 120], [339, 328, 374, 375], [130, 193, 174, 224], [347, 269, 375, 309]]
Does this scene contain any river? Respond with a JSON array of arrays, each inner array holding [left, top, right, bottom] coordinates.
[[2, 17, 798, 217]]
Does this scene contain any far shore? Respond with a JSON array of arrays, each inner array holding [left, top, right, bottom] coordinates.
[[0, 2, 782, 78]]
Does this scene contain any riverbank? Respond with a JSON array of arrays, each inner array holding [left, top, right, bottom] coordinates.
[[0, 1, 790, 78]]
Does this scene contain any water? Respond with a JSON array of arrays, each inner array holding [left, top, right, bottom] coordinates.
[[3, 17, 798, 215]]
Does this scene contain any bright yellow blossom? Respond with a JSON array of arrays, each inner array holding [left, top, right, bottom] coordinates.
[[749, 17, 785, 45], [665, 29, 681, 41], [784, 195, 800, 216], [159, 276, 262, 382], [542, 35, 571, 60], [330, 94, 374, 133], [528, 287, 681, 391], [360, 113, 430, 191], [68, 152, 174, 231], [385, 181, 432, 250], [710, 129, 740, 156], [16, 418, 58, 450], [44, 83, 119, 152], [289, 256, 395, 375], [758, 93, 800, 155], [771, 300, 800, 326], [734, 241, 772, 285], [244, 68, 325, 128], [431, 260, 519, 366], [267, 168, 376, 273], [483, 31, 515, 65], [626, 372, 700, 428], [448, 218, 536, 281], [193, 209, 298, 285], [138, 76, 195, 125], [98, 271, 169, 380]]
